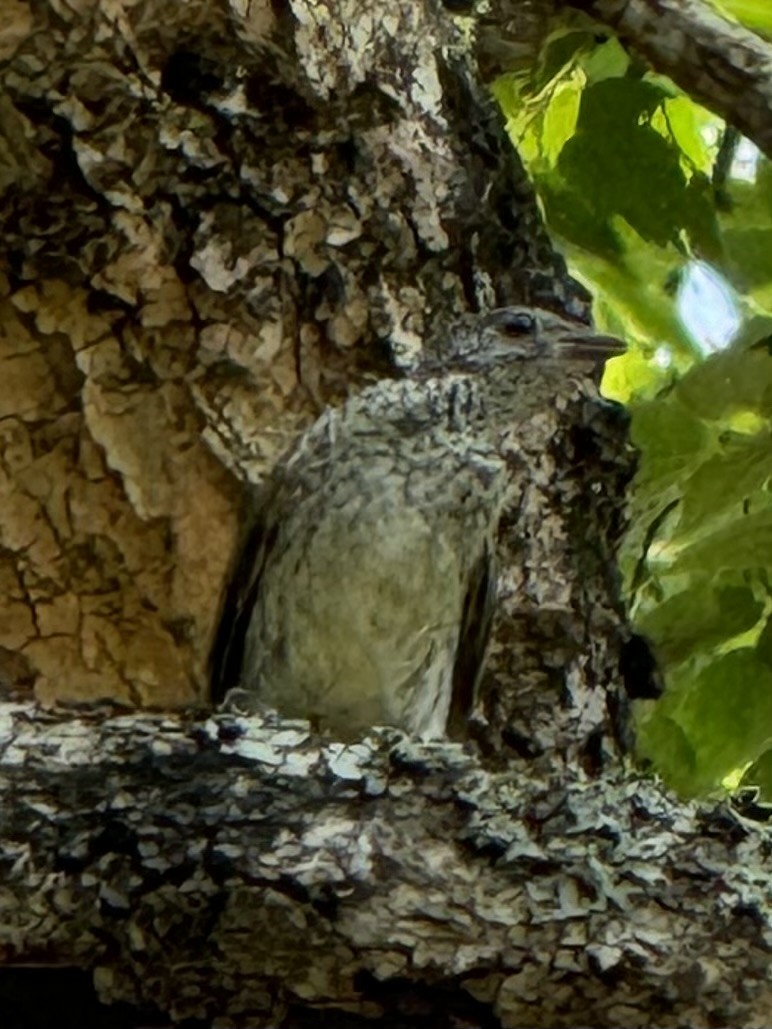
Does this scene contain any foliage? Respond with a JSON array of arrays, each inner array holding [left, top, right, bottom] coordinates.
[[494, 16, 772, 797], [706, 0, 772, 35]]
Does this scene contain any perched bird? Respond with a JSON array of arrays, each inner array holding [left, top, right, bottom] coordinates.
[[209, 307, 623, 740]]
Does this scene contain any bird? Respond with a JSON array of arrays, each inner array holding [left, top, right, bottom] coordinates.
[[209, 307, 623, 740]]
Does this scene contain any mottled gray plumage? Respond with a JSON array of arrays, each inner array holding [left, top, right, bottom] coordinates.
[[210, 308, 622, 739]]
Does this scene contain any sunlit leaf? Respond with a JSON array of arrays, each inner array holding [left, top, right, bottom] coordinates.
[[706, 0, 772, 34], [658, 96, 721, 176], [579, 36, 630, 82], [541, 74, 582, 165]]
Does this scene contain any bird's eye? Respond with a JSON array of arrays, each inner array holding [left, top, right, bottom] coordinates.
[[498, 311, 536, 337]]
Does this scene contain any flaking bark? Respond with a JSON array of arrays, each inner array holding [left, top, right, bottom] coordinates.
[[0, 0, 581, 708], [2, 701, 772, 1028], [0, 2, 767, 1028]]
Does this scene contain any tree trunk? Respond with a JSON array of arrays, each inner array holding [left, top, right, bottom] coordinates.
[[0, 0, 583, 709]]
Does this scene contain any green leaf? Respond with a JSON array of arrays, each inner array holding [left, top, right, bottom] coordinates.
[[494, 19, 772, 799], [723, 227, 772, 291], [579, 37, 630, 83], [631, 399, 711, 486], [667, 651, 772, 790], [575, 76, 665, 132], [672, 508, 772, 575], [556, 79, 718, 250], [675, 347, 772, 421], [757, 616, 772, 668], [657, 96, 721, 176], [738, 749, 772, 803], [634, 706, 698, 795], [536, 174, 622, 256], [678, 431, 772, 532], [636, 579, 764, 666], [723, 162, 772, 227], [532, 29, 595, 93], [559, 222, 701, 367], [541, 75, 582, 165], [601, 347, 671, 405], [706, 0, 772, 34]]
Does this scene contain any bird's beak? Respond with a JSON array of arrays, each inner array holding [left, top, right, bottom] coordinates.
[[552, 332, 626, 362]]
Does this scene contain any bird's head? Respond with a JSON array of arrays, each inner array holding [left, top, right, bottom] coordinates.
[[419, 307, 624, 374]]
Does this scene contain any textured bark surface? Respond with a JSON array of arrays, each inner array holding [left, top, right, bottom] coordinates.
[[1, 2, 765, 1028], [2, 702, 772, 1029], [0, 0, 583, 709], [561, 0, 772, 157]]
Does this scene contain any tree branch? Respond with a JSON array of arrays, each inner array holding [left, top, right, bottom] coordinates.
[[2, 702, 772, 1028], [562, 0, 772, 157]]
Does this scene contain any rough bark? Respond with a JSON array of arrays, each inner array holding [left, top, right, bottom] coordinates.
[[0, 1, 764, 1027], [559, 0, 772, 158], [2, 702, 772, 1029], [0, 0, 584, 710]]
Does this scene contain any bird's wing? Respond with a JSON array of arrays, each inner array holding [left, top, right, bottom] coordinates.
[[446, 542, 496, 738], [208, 514, 277, 705]]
